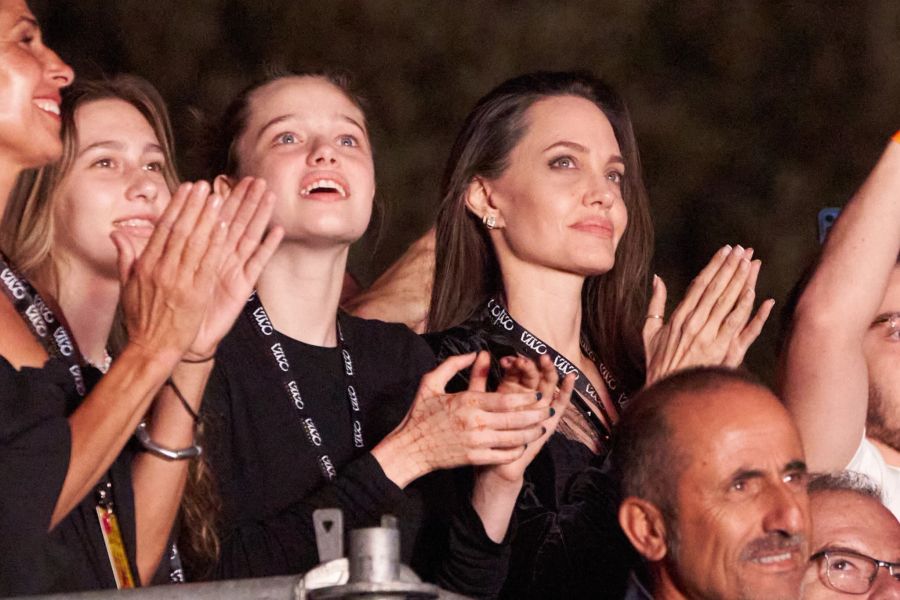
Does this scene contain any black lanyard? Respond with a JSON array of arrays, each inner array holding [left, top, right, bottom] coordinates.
[[244, 292, 363, 481], [482, 297, 629, 445], [0, 253, 86, 396]]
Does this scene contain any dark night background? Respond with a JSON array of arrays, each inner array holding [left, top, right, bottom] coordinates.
[[30, 1, 900, 382]]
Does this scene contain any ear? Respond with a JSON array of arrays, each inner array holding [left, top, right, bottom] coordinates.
[[213, 174, 235, 198], [619, 496, 669, 562], [463, 177, 505, 228]]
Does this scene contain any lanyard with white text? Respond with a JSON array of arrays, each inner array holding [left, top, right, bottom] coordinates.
[[0, 253, 86, 395], [0, 253, 135, 588], [244, 292, 364, 481], [482, 297, 629, 445]]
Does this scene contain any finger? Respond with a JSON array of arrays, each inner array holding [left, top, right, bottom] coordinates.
[[194, 220, 229, 288], [467, 447, 529, 466], [470, 426, 545, 449], [667, 245, 732, 322], [473, 406, 555, 431], [180, 192, 225, 270], [219, 176, 255, 235], [229, 179, 269, 255], [517, 356, 542, 390], [667, 245, 744, 367], [110, 230, 137, 287], [704, 255, 752, 334], [468, 351, 491, 393], [725, 298, 774, 366], [462, 390, 544, 412], [141, 181, 192, 267], [242, 225, 284, 283], [642, 274, 667, 347], [535, 355, 559, 408], [420, 353, 478, 393], [161, 181, 213, 266]]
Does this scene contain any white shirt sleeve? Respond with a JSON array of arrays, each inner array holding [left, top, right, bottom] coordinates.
[[846, 436, 900, 520]]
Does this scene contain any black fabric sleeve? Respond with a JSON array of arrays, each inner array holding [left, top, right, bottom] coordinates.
[[508, 467, 635, 599], [214, 452, 409, 578]]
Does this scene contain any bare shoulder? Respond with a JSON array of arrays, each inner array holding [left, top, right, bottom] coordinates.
[[0, 295, 48, 369]]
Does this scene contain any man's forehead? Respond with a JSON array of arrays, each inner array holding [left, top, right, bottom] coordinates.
[[811, 492, 900, 559]]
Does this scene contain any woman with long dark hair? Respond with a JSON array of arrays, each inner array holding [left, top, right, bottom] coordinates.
[[0, 14, 279, 590], [427, 71, 772, 598], [183, 71, 569, 597]]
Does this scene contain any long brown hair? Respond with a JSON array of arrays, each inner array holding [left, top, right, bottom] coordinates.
[[0, 75, 180, 286], [180, 68, 371, 579], [427, 71, 653, 392]]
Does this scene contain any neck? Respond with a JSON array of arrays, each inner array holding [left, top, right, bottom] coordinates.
[[0, 158, 23, 223], [256, 240, 348, 347], [501, 261, 586, 360], [652, 566, 690, 600], [41, 260, 120, 366]]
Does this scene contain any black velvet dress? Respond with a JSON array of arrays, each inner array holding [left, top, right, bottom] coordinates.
[[426, 309, 639, 600]]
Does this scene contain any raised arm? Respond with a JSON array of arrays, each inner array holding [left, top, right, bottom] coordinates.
[[783, 135, 900, 470], [131, 178, 281, 582]]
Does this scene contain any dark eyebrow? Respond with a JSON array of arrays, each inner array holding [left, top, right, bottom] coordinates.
[[784, 460, 807, 473], [340, 114, 367, 136], [17, 16, 39, 28], [256, 114, 292, 143], [542, 140, 624, 163], [78, 141, 164, 157], [729, 468, 765, 483], [871, 312, 900, 327]]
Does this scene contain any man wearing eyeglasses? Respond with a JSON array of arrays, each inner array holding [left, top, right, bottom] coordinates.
[[783, 135, 900, 520], [802, 472, 900, 598]]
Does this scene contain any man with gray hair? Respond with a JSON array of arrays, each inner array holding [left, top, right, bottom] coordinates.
[[802, 472, 900, 598], [614, 366, 810, 600]]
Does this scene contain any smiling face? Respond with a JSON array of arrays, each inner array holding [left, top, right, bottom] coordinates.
[[52, 98, 170, 279], [232, 76, 375, 248], [802, 491, 900, 599], [477, 94, 628, 280], [0, 0, 73, 169], [863, 265, 900, 453], [663, 383, 811, 600]]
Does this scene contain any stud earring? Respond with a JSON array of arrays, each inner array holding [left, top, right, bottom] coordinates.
[[482, 214, 497, 230]]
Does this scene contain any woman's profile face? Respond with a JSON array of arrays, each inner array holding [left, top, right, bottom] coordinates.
[[480, 94, 628, 279], [53, 98, 171, 279], [0, 0, 73, 169], [233, 76, 375, 247]]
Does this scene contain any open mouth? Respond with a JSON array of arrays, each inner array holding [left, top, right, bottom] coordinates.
[[113, 218, 156, 237], [33, 99, 61, 118], [300, 178, 348, 199]]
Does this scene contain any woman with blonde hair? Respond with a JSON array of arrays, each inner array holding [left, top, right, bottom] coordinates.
[[0, 30, 280, 593]]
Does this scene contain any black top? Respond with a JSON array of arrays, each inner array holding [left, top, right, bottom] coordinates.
[[0, 357, 137, 597], [426, 317, 638, 600], [202, 312, 510, 598]]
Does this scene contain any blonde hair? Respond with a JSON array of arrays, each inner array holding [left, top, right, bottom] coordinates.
[[0, 75, 180, 294]]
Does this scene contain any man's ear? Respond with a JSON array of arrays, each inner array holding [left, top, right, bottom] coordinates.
[[213, 174, 235, 198], [463, 177, 505, 228], [619, 496, 669, 562]]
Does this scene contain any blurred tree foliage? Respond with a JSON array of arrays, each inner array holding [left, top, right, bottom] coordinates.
[[31, 1, 900, 382]]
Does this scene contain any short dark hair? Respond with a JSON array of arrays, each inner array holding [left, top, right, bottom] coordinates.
[[807, 471, 883, 501], [612, 366, 768, 524]]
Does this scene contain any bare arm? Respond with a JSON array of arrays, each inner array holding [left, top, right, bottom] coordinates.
[[783, 138, 900, 469], [130, 178, 281, 582]]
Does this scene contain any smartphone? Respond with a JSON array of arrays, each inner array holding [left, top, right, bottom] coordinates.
[[817, 208, 840, 244]]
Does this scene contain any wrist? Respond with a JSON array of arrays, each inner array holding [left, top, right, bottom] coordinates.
[[371, 431, 424, 489], [116, 342, 180, 380]]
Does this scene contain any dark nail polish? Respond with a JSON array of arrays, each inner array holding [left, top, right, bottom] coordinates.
[[541, 426, 547, 435], [523, 443, 528, 450], [549, 407, 555, 417], [535, 392, 543, 401]]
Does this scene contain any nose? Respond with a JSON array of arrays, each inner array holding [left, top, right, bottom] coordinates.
[[42, 48, 74, 89], [306, 135, 338, 167], [126, 169, 160, 204], [584, 172, 620, 209], [762, 481, 809, 538]]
